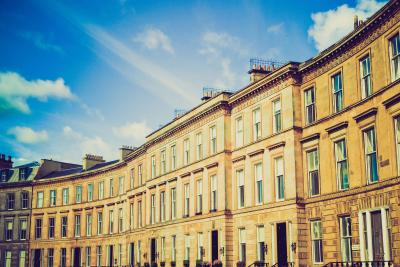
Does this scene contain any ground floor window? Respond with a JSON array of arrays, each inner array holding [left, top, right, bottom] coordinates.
[[239, 228, 246, 263], [311, 220, 323, 263], [340, 216, 352, 262], [359, 208, 392, 261]]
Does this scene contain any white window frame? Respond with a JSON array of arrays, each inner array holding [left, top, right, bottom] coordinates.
[[360, 55, 372, 98], [307, 149, 320, 197], [236, 116, 244, 148], [255, 163, 263, 205], [275, 157, 285, 201], [273, 98, 282, 133], [389, 32, 400, 81], [237, 169, 245, 208], [304, 87, 316, 124], [253, 108, 261, 141]]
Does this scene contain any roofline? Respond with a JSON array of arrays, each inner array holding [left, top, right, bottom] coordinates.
[[299, 0, 398, 72]]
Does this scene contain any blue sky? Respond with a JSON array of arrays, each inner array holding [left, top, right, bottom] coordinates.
[[0, 0, 387, 165]]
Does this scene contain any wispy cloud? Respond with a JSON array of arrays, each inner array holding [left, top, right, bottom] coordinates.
[[133, 27, 174, 54], [200, 31, 247, 58], [8, 126, 48, 144], [0, 71, 75, 114], [84, 24, 197, 105], [63, 126, 115, 159], [308, 0, 386, 51], [112, 121, 152, 144], [267, 23, 284, 34], [199, 31, 248, 89], [19, 31, 64, 54]]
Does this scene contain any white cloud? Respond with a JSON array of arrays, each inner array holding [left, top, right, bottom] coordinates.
[[133, 27, 174, 54], [63, 126, 115, 159], [19, 31, 64, 54], [7, 126, 48, 144], [308, 0, 386, 51], [0, 71, 75, 114], [199, 31, 248, 89], [84, 24, 197, 105], [112, 121, 152, 143], [267, 23, 284, 34], [199, 31, 247, 58]]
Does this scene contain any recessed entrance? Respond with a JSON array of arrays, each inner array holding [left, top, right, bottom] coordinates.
[[73, 247, 81, 267], [211, 230, 219, 262], [276, 222, 287, 267], [151, 238, 157, 263]]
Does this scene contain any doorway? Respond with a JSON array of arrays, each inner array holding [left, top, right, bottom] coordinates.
[[129, 243, 135, 266], [73, 248, 81, 267], [108, 245, 114, 267], [276, 223, 287, 267], [371, 211, 384, 261], [33, 249, 42, 267], [211, 230, 219, 262], [151, 238, 157, 263]]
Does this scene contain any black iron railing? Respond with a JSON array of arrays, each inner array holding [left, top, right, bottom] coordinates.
[[323, 261, 393, 267]]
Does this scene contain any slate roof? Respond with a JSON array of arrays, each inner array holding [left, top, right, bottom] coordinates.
[[39, 159, 119, 179]]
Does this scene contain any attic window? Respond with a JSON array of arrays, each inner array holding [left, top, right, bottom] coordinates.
[[19, 168, 26, 180], [1, 170, 7, 182]]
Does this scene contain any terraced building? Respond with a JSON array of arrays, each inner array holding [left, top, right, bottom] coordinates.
[[3, 0, 400, 266]]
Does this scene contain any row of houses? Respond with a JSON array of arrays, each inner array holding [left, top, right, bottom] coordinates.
[[1, 1, 400, 266]]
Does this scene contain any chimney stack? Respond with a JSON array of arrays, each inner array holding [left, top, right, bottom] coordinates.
[[0, 154, 13, 169], [119, 146, 136, 160], [83, 154, 105, 170], [354, 15, 359, 30]]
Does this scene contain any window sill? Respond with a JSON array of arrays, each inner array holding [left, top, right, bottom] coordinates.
[[195, 212, 202, 215], [209, 209, 217, 213]]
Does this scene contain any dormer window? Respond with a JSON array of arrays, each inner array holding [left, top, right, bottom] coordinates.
[[1, 170, 7, 182], [19, 168, 26, 180]]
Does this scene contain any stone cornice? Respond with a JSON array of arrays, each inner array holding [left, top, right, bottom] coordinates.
[[145, 100, 230, 147], [300, 133, 320, 144], [266, 141, 286, 151], [383, 91, 400, 108], [303, 175, 400, 205], [300, 0, 399, 81], [353, 107, 378, 123], [326, 121, 349, 134]]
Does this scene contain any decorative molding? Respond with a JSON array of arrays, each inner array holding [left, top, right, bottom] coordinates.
[[353, 107, 378, 122], [326, 121, 349, 134], [95, 205, 104, 209], [248, 149, 264, 157], [148, 185, 156, 190], [192, 167, 204, 174], [157, 181, 167, 187], [167, 177, 177, 183], [232, 155, 246, 163], [383, 92, 400, 108], [267, 141, 286, 151], [205, 162, 218, 169], [300, 133, 320, 144], [72, 208, 82, 212], [84, 207, 93, 210], [301, 2, 400, 82], [180, 172, 191, 178]]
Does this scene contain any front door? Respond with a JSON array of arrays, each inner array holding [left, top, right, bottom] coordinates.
[[276, 223, 287, 267], [33, 249, 42, 267], [130, 243, 135, 267], [109, 245, 114, 267], [73, 248, 81, 267], [151, 238, 157, 263], [371, 211, 384, 261], [211, 230, 219, 262]]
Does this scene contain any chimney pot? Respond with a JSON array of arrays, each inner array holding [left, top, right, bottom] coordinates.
[[354, 15, 359, 30]]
